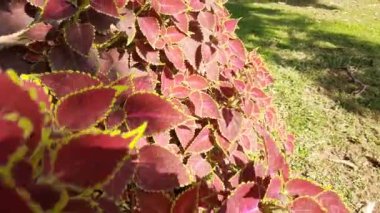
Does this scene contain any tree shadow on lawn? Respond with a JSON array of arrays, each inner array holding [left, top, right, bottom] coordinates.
[[232, 0, 340, 10], [227, 2, 380, 117]]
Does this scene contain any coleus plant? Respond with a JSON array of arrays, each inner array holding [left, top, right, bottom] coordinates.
[[0, 0, 349, 212]]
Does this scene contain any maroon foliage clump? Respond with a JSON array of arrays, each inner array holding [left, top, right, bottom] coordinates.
[[0, 0, 348, 212]]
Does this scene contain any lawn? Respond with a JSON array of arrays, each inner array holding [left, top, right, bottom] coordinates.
[[227, 0, 380, 210]]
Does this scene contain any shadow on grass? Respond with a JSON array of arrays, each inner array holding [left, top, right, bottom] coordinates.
[[232, 0, 340, 10], [227, 2, 380, 115]]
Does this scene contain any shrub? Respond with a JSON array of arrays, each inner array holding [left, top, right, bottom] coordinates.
[[0, 0, 348, 212]]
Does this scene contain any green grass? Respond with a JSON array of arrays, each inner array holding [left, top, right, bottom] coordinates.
[[227, 0, 380, 210]]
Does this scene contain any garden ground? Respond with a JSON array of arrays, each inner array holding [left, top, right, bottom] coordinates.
[[227, 0, 380, 211]]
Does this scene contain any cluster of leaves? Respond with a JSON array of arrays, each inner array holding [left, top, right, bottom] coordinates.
[[0, 0, 349, 212]]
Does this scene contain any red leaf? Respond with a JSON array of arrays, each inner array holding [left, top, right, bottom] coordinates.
[[42, 0, 76, 20], [228, 39, 246, 61], [186, 127, 213, 153], [11, 160, 33, 188], [23, 51, 43, 63], [103, 154, 138, 199], [263, 133, 286, 175], [166, 143, 181, 154], [285, 178, 324, 197], [23, 23, 53, 41], [151, 131, 170, 146], [98, 197, 121, 213], [26, 41, 48, 54], [64, 23, 95, 56], [136, 190, 172, 213], [282, 162, 291, 182], [125, 93, 187, 135], [97, 48, 120, 76], [224, 19, 239, 34], [55, 87, 116, 131], [239, 128, 259, 154], [86, 7, 118, 32], [117, 9, 136, 44], [187, 154, 212, 178], [233, 79, 246, 93], [221, 182, 260, 213], [132, 72, 157, 93], [171, 86, 192, 99], [201, 43, 217, 64], [90, 0, 119, 17], [27, 184, 62, 211], [284, 134, 295, 154], [155, 28, 167, 49], [214, 132, 232, 154], [230, 163, 268, 191], [216, 48, 228, 66], [198, 11, 216, 31], [48, 44, 100, 74], [242, 99, 259, 118], [135, 144, 191, 191], [174, 73, 186, 84], [229, 149, 250, 170], [115, 0, 127, 8], [0, 73, 43, 152], [151, 0, 186, 15], [189, 0, 205, 11], [228, 173, 240, 189], [241, 163, 267, 186], [290, 197, 325, 213], [104, 107, 125, 129], [199, 177, 224, 208], [160, 66, 175, 96], [0, 0, 33, 36], [165, 26, 185, 44], [172, 185, 199, 213], [217, 108, 243, 142], [175, 120, 199, 149], [137, 16, 161, 49], [0, 182, 33, 213], [0, 120, 24, 166], [135, 41, 162, 65], [164, 45, 186, 71], [0, 46, 33, 73], [178, 37, 201, 69], [38, 71, 101, 98], [172, 12, 189, 34], [265, 176, 282, 200], [317, 191, 349, 213], [251, 87, 267, 98], [27, 0, 45, 7], [63, 199, 98, 213], [185, 74, 208, 90], [229, 55, 245, 70], [189, 91, 220, 119], [21, 80, 52, 111], [54, 133, 137, 187]]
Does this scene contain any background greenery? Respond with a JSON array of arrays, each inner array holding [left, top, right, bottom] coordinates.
[[227, 0, 380, 210]]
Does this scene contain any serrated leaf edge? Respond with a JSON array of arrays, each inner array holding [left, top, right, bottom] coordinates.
[[33, 70, 103, 98], [124, 92, 195, 137], [289, 196, 328, 213], [53, 86, 117, 131], [63, 23, 96, 57], [170, 183, 200, 213], [133, 144, 194, 192]]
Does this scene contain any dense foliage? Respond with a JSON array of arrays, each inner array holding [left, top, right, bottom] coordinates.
[[0, 0, 349, 212]]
